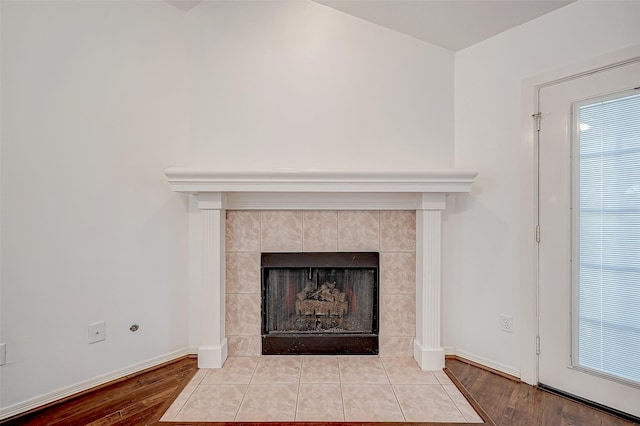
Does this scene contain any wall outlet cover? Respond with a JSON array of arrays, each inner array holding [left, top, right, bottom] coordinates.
[[500, 314, 514, 333]]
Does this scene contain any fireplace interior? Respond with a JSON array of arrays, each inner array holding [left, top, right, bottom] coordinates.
[[261, 252, 379, 355]]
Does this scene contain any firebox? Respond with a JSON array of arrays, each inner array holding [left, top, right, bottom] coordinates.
[[261, 252, 379, 355]]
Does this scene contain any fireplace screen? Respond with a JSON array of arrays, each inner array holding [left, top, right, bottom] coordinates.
[[261, 252, 379, 355]]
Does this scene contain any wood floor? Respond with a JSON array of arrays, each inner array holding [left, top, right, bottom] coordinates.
[[446, 358, 638, 426], [1, 356, 637, 425]]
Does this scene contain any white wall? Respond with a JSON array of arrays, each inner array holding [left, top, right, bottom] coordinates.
[[1, 1, 190, 412], [186, 0, 454, 171], [449, 0, 640, 381]]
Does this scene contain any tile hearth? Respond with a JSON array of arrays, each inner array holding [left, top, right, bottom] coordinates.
[[160, 356, 483, 423]]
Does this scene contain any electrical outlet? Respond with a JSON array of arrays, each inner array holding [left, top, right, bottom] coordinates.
[[88, 321, 106, 344], [0, 343, 6, 366], [500, 314, 514, 333]]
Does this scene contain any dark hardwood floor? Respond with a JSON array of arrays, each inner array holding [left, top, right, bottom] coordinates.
[[446, 358, 638, 426], [1, 356, 637, 425], [1, 357, 198, 426]]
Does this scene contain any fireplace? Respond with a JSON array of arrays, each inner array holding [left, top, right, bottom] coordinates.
[[261, 252, 379, 355], [164, 168, 477, 370]]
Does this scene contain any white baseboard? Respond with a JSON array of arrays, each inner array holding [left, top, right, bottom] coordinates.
[[445, 347, 521, 379], [444, 346, 457, 356], [0, 347, 192, 421]]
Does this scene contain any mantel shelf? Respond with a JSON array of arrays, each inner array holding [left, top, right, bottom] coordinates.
[[165, 168, 478, 194]]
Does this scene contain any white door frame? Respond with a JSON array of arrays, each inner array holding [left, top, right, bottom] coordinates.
[[518, 44, 640, 386]]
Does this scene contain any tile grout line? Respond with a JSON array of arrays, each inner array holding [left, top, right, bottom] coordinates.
[[170, 394, 189, 422], [301, 211, 306, 252], [259, 210, 263, 253], [170, 370, 206, 422], [165, 387, 190, 421], [293, 356, 304, 421], [338, 356, 348, 422], [442, 383, 477, 422], [336, 210, 341, 251], [433, 372, 467, 421], [441, 384, 466, 421], [233, 356, 260, 421], [336, 210, 341, 252], [335, 359, 346, 422], [381, 358, 408, 422], [378, 210, 382, 252]]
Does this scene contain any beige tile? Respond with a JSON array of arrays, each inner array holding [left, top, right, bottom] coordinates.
[[443, 384, 484, 423], [338, 211, 380, 251], [189, 367, 210, 386], [160, 368, 210, 421], [380, 252, 416, 294], [301, 355, 340, 383], [380, 211, 416, 252], [159, 379, 200, 421], [303, 211, 338, 252], [341, 384, 404, 421], [296, 383, 344, 421], [201, 356, 259, 384], [380, 294, 415, 337], [379, 337, 414, 357], [261, 211, 303, 252], [162, 356, 478, 424], [393, 384, 466, 422], [174, 384, 247, 422], [226, 211, 261, 252], [227, 336, 261, 356], [251, 355, 302, 384], [338, 356, 389, 384], [381, 357, 439, 384], [225, 294, 260, 336], [434, 369, 454, 384], [236, 383, 298, 421], [226, 252, 260, 294]]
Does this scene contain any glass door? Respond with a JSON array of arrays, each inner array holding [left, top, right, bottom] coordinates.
[[537, 59, 640, 418]]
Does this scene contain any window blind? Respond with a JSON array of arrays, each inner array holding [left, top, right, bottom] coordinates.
[[576, 91, 640, 385]]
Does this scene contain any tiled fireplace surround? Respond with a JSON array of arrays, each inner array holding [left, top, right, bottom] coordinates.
[[226, 210, 416, 357], [166, 169, 477, 371]]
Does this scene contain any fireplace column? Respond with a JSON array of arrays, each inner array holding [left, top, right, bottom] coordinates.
[[196, 192, 228, 368], [414, 193, 446, 370]]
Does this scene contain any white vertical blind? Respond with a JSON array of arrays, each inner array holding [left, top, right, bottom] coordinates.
[[575, 91, 640, 385]]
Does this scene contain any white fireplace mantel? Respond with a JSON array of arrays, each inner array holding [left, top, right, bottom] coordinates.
[[165, 168, 477, 370], [165, 168, 476, 194]]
